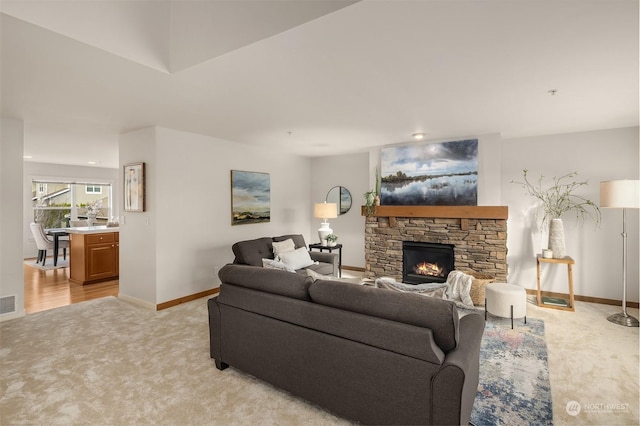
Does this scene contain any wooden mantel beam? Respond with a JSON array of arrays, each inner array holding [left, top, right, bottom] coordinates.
[[361, 205, 508, 220]]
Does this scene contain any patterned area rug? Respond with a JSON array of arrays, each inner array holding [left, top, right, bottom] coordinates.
[[471, 317, 553, 426]]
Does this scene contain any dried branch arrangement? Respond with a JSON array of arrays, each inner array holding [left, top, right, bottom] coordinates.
[[511, 169, 601, 226]]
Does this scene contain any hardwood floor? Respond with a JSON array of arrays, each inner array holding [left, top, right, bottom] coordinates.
[[24, 260, 118, 314]]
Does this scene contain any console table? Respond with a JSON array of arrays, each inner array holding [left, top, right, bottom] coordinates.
[[536, 254, 575, 311], [309, 243, 342, 277]]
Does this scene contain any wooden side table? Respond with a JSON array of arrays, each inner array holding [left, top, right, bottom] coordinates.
[[536, 255, 575, 311]]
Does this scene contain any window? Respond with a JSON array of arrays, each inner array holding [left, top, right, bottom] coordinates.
[[32, 180, 112, 227], [86, 185, 102, 194]]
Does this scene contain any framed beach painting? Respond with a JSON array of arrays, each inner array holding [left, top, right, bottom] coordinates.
[[231, 170, 270, 225], [380, 139, 478, 206], [123, 162, 145, 212]]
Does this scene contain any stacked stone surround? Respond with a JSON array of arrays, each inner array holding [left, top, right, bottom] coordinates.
[[364, 216, 508, 282]]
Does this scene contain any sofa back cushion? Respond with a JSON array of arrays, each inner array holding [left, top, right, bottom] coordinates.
[[232, 237, 274, 266], [309, 280, 459, 352], [219, 264, 313, 301]]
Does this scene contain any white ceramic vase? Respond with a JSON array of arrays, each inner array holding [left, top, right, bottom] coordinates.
[[548, 218, 566, 258]]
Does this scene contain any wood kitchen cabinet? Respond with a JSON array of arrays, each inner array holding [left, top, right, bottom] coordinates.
[[69, 231, 119, 285]]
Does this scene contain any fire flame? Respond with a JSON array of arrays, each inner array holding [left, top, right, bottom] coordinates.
[[414, 261, 444, 277]]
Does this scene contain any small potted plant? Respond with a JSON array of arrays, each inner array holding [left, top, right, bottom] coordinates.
[[326, 233, 338, 247], [363, 190, 376, 216]]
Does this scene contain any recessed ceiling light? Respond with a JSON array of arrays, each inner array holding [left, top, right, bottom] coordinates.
[[88, 161, 97, 165], [412, 133, 426, 140], [23, 155, 32, 159]]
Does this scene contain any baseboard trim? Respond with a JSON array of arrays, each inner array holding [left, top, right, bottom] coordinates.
[[524, 289, 639, 309], [156, 288, 220, 311], [342, 265, 365, 272], [118, 293, 157, 310], [0, 309, 26, 322]]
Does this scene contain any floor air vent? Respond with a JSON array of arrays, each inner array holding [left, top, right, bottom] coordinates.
[[0, 295, 16, 315]]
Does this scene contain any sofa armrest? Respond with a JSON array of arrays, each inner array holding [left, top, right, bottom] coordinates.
[[309, 251, 339, 276], [431, 313, 485, 426]]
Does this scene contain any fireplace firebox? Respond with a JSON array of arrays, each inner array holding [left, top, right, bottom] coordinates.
[[402, 241, 455, 285]]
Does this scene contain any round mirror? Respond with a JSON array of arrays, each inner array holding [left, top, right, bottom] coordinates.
[[326, 186, 352, 215]]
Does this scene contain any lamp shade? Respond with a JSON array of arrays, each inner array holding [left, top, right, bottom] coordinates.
[[600, 180, 640, 208], [314, 202, 338, 219]]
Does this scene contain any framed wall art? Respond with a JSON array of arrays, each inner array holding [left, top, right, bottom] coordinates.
[[380, 139, 478, 206], [231, 170, 270, 225], [123, 162, 145, 212]]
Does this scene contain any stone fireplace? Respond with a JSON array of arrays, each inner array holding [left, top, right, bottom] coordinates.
[[363, 206, 508, 282]]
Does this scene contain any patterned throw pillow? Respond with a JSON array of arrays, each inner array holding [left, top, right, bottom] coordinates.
[[272, 239, 296, 256]]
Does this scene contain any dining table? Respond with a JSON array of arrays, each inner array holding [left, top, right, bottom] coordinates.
[[46, 228, 70, 267]]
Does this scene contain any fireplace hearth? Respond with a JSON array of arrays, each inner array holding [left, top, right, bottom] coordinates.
[[403, 241, 455, 285]]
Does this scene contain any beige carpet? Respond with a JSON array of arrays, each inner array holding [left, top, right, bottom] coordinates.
[[1, 295, 638, 425], [0, 297, 345, 425]]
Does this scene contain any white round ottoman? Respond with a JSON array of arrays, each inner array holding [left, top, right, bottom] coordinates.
[[485, 283, 527, 329]]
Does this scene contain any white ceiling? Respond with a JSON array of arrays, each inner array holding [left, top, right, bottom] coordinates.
[[2, 0, 638, 169]]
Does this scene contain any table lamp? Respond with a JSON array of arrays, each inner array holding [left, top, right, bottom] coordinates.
[[600, 179, 640, 327], [314, 202, 337, 245]]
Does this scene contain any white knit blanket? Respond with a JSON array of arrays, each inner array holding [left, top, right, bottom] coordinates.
[[374, 270, 476, 310], [445, 270, 475, 308]]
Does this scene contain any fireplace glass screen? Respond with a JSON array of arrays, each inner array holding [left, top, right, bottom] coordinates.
[[402, 241, 455, 284]]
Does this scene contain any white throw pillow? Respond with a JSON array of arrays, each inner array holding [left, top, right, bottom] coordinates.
[[277, 247, 315, 270], [272, 239, 296, 256], [262, 258, 296, 273]]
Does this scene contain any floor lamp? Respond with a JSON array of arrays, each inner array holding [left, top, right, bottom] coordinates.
[[600, 179, 640, 327]]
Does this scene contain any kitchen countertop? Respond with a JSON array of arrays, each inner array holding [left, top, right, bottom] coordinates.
[[65, 226, 120, 234]]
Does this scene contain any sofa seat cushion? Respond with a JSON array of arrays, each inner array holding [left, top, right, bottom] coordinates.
[[232, 237, 274, 266], [302, 262, 334, 276], [309, 280, 460, 352], [218, 264, 313, 301]]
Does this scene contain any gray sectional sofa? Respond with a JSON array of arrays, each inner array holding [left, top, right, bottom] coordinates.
[[231, 233, 339, 276], [208, 264, 485, 425]]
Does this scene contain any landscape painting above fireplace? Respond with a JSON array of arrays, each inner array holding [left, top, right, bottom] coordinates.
[[380, 139, 478, 206]]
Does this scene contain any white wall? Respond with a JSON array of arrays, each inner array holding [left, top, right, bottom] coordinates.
[[316, 128, 639, 304], [1, 117, 25, 320], [310, 152, 369, 268], [119, 127, 158, 308], [120, 126, 312, 306], [502, 127, 639, 302], [309, 134, 503, 270], [22, 162, 119, 259]]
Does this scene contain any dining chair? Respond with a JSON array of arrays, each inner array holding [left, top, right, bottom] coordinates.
[[30, 222, 69, 266]]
